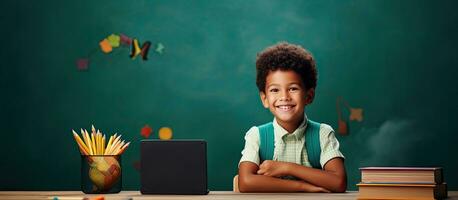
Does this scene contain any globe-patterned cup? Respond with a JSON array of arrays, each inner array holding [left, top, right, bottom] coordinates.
[[81, 155, 122, 194]]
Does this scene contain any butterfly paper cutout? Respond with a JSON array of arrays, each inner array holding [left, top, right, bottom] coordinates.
[[130, 39, 152, 60]]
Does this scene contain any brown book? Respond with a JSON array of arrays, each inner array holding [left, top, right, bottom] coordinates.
[[360, 167, 443, 184], [357, 183, 447, 200]]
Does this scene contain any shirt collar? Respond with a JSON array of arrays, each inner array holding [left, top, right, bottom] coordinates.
[[273, 114, 308, 141]]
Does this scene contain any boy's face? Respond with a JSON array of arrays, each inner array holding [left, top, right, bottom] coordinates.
[[260, 70, 314, 127]]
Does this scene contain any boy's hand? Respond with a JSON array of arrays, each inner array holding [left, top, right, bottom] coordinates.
[[257, 160, 291, 177]]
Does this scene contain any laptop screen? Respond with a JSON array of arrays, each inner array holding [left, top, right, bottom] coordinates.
[[140, 140, 208, 195]]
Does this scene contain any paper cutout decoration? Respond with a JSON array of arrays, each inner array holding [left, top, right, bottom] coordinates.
[[158, 127, 173, 140], [76, 58, 89, 71], [140, 41, 152, 60], [99, 39, 113, 53], [349, 108, 364, 122], [77, 33, 163, 71], [130, 39, 151, 60], [141, 124, 153, 138], [155, 43, 165, 54], [336, 96, 365, 136], [120, 34, 132, 46], [107, 34, 120, 48], [336, 97, 349, 135], [130, 39, 141, 58], [340, 98, 364, 122]]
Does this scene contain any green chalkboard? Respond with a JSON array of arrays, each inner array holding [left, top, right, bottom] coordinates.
[[1, 0, 458, 191]]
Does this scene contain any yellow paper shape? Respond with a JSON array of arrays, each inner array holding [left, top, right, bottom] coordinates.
[[158, 127, 173, 140], [107, 34, 120, 48], [130, 39, 141, 59], [349, 108, 364, 122], [99, 39, 112, 53]]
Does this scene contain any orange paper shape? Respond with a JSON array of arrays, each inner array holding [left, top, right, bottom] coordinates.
[[99, 39, 112, 53], [338, 119, 348, 135], [141, 124, 152, 138], [349, 108, 364, 122], [336, 97, 349, 135], [158, 127, 173, 140]]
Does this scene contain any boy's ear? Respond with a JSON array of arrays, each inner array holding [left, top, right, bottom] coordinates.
[[305, 88, 315, 105], [259, 91, 269, 108]]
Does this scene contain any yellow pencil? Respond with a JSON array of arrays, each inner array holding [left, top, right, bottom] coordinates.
[[93, 132, 97, 154], [91, 125, 97, 137], [85, 129, 94, 155], [109, 140, 121, 155], [106, 142, 114, 155], [82, 129, 93, 155], [72, 130, 90, 154], [112, 135, 123, 154], [96, 132, 101, 155], [85, 129, 91, 154], [92, 130, 98, 155], [72, 130, 84, 148], [92, 125, 97, 154], [99, 131, 103, 154], [98, 132, 102, 155], [98, 131, 103, 154], [102, 135, 106, 154], [107, 135, 121, 155], [76, 140, 89, 155], [89, 130, 97, 155], [72, 131, 88, 155], [104, 135, 114, 155], [116, 142, 130, 155], [113, 141, 125, 155]]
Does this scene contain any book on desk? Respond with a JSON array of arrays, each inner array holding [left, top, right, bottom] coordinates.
[[357, 167, 447, 200]]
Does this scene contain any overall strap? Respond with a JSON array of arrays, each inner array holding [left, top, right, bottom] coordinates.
[[258, 120, 322, 169], [305, 119, 322, 169], [258, 122, 274, 162]]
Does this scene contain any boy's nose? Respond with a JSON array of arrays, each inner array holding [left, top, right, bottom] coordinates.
[[279, 96, 291, 101], [279, 92, 291, 101]]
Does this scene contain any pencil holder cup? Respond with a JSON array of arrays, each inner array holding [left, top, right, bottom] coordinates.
[[81, 155, 122, 194]]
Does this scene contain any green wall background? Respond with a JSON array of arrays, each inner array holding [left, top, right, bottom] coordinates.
[[1, 0, 457, 191]]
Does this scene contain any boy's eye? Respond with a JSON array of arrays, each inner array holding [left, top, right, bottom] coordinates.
[[269, 88, 279, 93], [289, 87, 299, 91]]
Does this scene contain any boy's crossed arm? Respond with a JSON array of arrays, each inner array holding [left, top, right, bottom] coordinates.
[[239, 161, 330, 193], [238, 157, 346, 193]]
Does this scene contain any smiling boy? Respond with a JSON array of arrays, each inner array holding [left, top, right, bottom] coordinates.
[[237, 42, 346, 193]]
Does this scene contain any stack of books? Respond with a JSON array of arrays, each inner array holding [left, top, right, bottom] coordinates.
[[357, 167, 447, 200]]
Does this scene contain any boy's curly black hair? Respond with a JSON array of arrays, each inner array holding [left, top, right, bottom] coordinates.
[[255, 42, 317, 92]]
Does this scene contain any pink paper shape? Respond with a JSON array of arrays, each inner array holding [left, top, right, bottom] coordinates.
[[76, 58, 89, 70], [120, 34, 132, 46]]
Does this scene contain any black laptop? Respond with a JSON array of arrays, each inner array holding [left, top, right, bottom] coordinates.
[[140, 139, 208, 195]]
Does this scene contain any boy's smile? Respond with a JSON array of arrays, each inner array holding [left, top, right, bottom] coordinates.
[[260, 70, 314, 133]]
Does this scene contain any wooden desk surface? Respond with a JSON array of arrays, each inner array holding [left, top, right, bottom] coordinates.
[[1, 191, 458, 200]]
